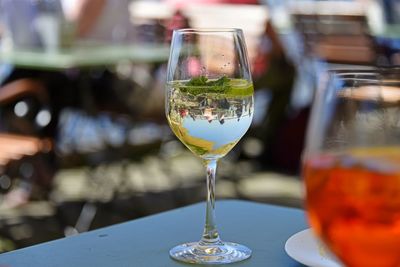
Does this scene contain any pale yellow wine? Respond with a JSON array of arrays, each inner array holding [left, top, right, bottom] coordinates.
[[166, 77, 254, 160]]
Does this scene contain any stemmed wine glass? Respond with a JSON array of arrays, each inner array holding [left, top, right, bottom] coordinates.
[[303, 68, 400, 267], [165, 29, 254, 264]]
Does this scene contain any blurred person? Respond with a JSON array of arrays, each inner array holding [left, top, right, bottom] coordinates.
[[164, 0, 259, 36], [0, 0, 135, 48], [0, 0, 65, 50], [164, 0, 259, 38], [61, 0, 135, 43], [252, 20, 301, 173]]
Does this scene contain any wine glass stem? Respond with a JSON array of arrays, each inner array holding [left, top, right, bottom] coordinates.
[[200, 159, 222, 245]]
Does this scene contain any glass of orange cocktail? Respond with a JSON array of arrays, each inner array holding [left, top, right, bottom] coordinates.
[[303, 68, 400, 267]]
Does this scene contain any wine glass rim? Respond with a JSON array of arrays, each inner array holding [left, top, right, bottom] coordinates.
[[174, 28, 243, 33]]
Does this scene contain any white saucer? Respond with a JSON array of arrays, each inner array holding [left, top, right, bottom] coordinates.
[[285, 228, 342, 267]]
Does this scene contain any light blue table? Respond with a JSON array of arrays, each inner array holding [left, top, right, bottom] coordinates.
[[0, 200, 308, 267]]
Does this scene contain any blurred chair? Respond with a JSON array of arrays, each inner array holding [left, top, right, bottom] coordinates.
[[290, 0, 376, 64], [0, 78, 54, 207]]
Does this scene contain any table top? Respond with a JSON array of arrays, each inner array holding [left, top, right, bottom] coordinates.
[[0, 200, 308, 267], [0, 43, 170, 70]]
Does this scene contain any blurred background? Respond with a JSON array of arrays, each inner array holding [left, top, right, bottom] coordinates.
[[0, 0, 398, 253]]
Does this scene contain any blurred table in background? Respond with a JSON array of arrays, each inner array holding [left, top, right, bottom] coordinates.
[[0, 43, 170, 69], [0, 200, 308, 267]]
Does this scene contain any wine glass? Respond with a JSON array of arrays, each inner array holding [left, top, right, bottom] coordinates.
[[303, 68, 400, 267], [165, 28, 253, 264]]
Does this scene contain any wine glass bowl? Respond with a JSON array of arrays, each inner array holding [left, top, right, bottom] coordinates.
[[165, 28, 253, 264], [303, 68, 400, 267]]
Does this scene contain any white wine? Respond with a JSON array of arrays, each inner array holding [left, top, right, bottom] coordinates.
[[166, 77, 254, 160]]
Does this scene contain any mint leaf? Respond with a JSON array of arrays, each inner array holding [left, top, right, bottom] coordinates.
[[187, 76, 208, 86]]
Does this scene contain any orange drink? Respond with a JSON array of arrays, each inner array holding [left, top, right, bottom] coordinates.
[[304, 148, 400, 267]]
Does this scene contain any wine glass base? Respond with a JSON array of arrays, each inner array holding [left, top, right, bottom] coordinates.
[[169, 241, 252, 264]]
